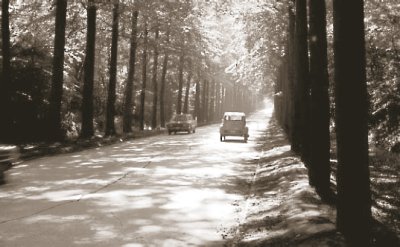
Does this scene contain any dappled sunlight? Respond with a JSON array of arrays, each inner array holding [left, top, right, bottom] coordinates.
[[137, 225, 163, 234], [51, 178, 109, 186], [368, 151, 400, 237], [231, 116, 338, 246], [262, 144, 291, 158], [91, 224, 119, 241], [84, 189, 169, 211], [242, 228, 289, 243], [24, 214, 89, 224], [0, 101, 281, 246], [153, 165, 239, 179], [330, 149, 400, 239], [161, 188, 240, 213], [26, 189, 86, 202]]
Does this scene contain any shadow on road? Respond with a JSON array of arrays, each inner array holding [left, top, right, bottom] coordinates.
[[330, 147, 400, 246], [1, 107, 398, 247], [221, 140, 247, 144], [222, 117, 344, 247], [223, 116, 400, 247]]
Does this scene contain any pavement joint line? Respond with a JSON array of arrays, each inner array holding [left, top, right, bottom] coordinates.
[[142, 161, 152, 168], [0, 171, 134, 225], [110, 212, 123, 228], [0, 200, 76, 225], [80, 171, 134, 199], [1, 156, 156, 224]]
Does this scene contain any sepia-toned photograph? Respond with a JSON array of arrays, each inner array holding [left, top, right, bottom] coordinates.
[[0, 0, 399, 246]]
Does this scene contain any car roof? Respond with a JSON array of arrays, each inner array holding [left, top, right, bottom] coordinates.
[[223, 112, 246, 116], [173, 113, 191, 116]]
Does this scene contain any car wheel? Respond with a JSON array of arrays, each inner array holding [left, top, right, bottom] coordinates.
[[193, 128, 196, 133], [220, 135, 223, 142]]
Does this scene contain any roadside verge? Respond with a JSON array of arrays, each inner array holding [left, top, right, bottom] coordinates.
[[230, 118, 345, 247]]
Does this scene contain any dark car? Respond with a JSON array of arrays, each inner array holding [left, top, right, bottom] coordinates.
[[219, 112, 249, 142], [166, 114, 197, 134], [0, 144, 20, 184]]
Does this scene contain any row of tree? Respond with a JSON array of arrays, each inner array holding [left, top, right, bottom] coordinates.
[[241, 0, 397, 244], [238, 0, 399, 151], [274, 0, 371, 246], [0, 0, 260, 143]]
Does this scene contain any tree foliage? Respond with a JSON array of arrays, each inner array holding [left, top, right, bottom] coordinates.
[[365, 0, 400, 150], [0, 0, 261, 141], [236, 0, 399, 152], [1, 0, 396, 149]]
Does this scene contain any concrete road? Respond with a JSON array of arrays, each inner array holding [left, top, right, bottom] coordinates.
[[0, 100, 273, 247]]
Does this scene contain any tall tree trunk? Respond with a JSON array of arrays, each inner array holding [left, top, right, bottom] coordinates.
[[225, 87, 231, 112], [209, 81, 215, 121], [183, 68, 192, 114], [293, 0, 310, 164], [81, 0, 97, 138], [0, 0, 11, 142], [288, 3, 296, 145], [221, 86, 226, 114], [195, 79, 200, 121], [176, 50, 185, 114], [1, 0, 11, 79], [1, 0, 10, 86], [159, 29, 170, 128], [204, 80, 209, 123], [48, 0, 68, 141], [232, 85, 237, 110], [139, 20, 148, 131], [276, 65, 284, 126], [333, 0, 371, 245], [231, 87, 235, 111], [105, 1, 119, 136], [308, 0, 331, 197], [151, 24, 159, 130], [123, 10, 139, 133], [215, 82, 221, 120], [223, 86, 226, 116], [279, 20, 291, 135], [201, 80, 207, 123]]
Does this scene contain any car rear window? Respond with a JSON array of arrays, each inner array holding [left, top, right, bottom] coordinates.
[[224, 115, 244, 121], [174, 115, 188, 121]]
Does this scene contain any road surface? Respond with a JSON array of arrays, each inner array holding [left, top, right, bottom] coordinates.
[[0, 100, 273, 247]]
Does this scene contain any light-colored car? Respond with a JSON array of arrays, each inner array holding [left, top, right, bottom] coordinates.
[[166, 114, 197, 134], [219, 112, 249, 142]]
